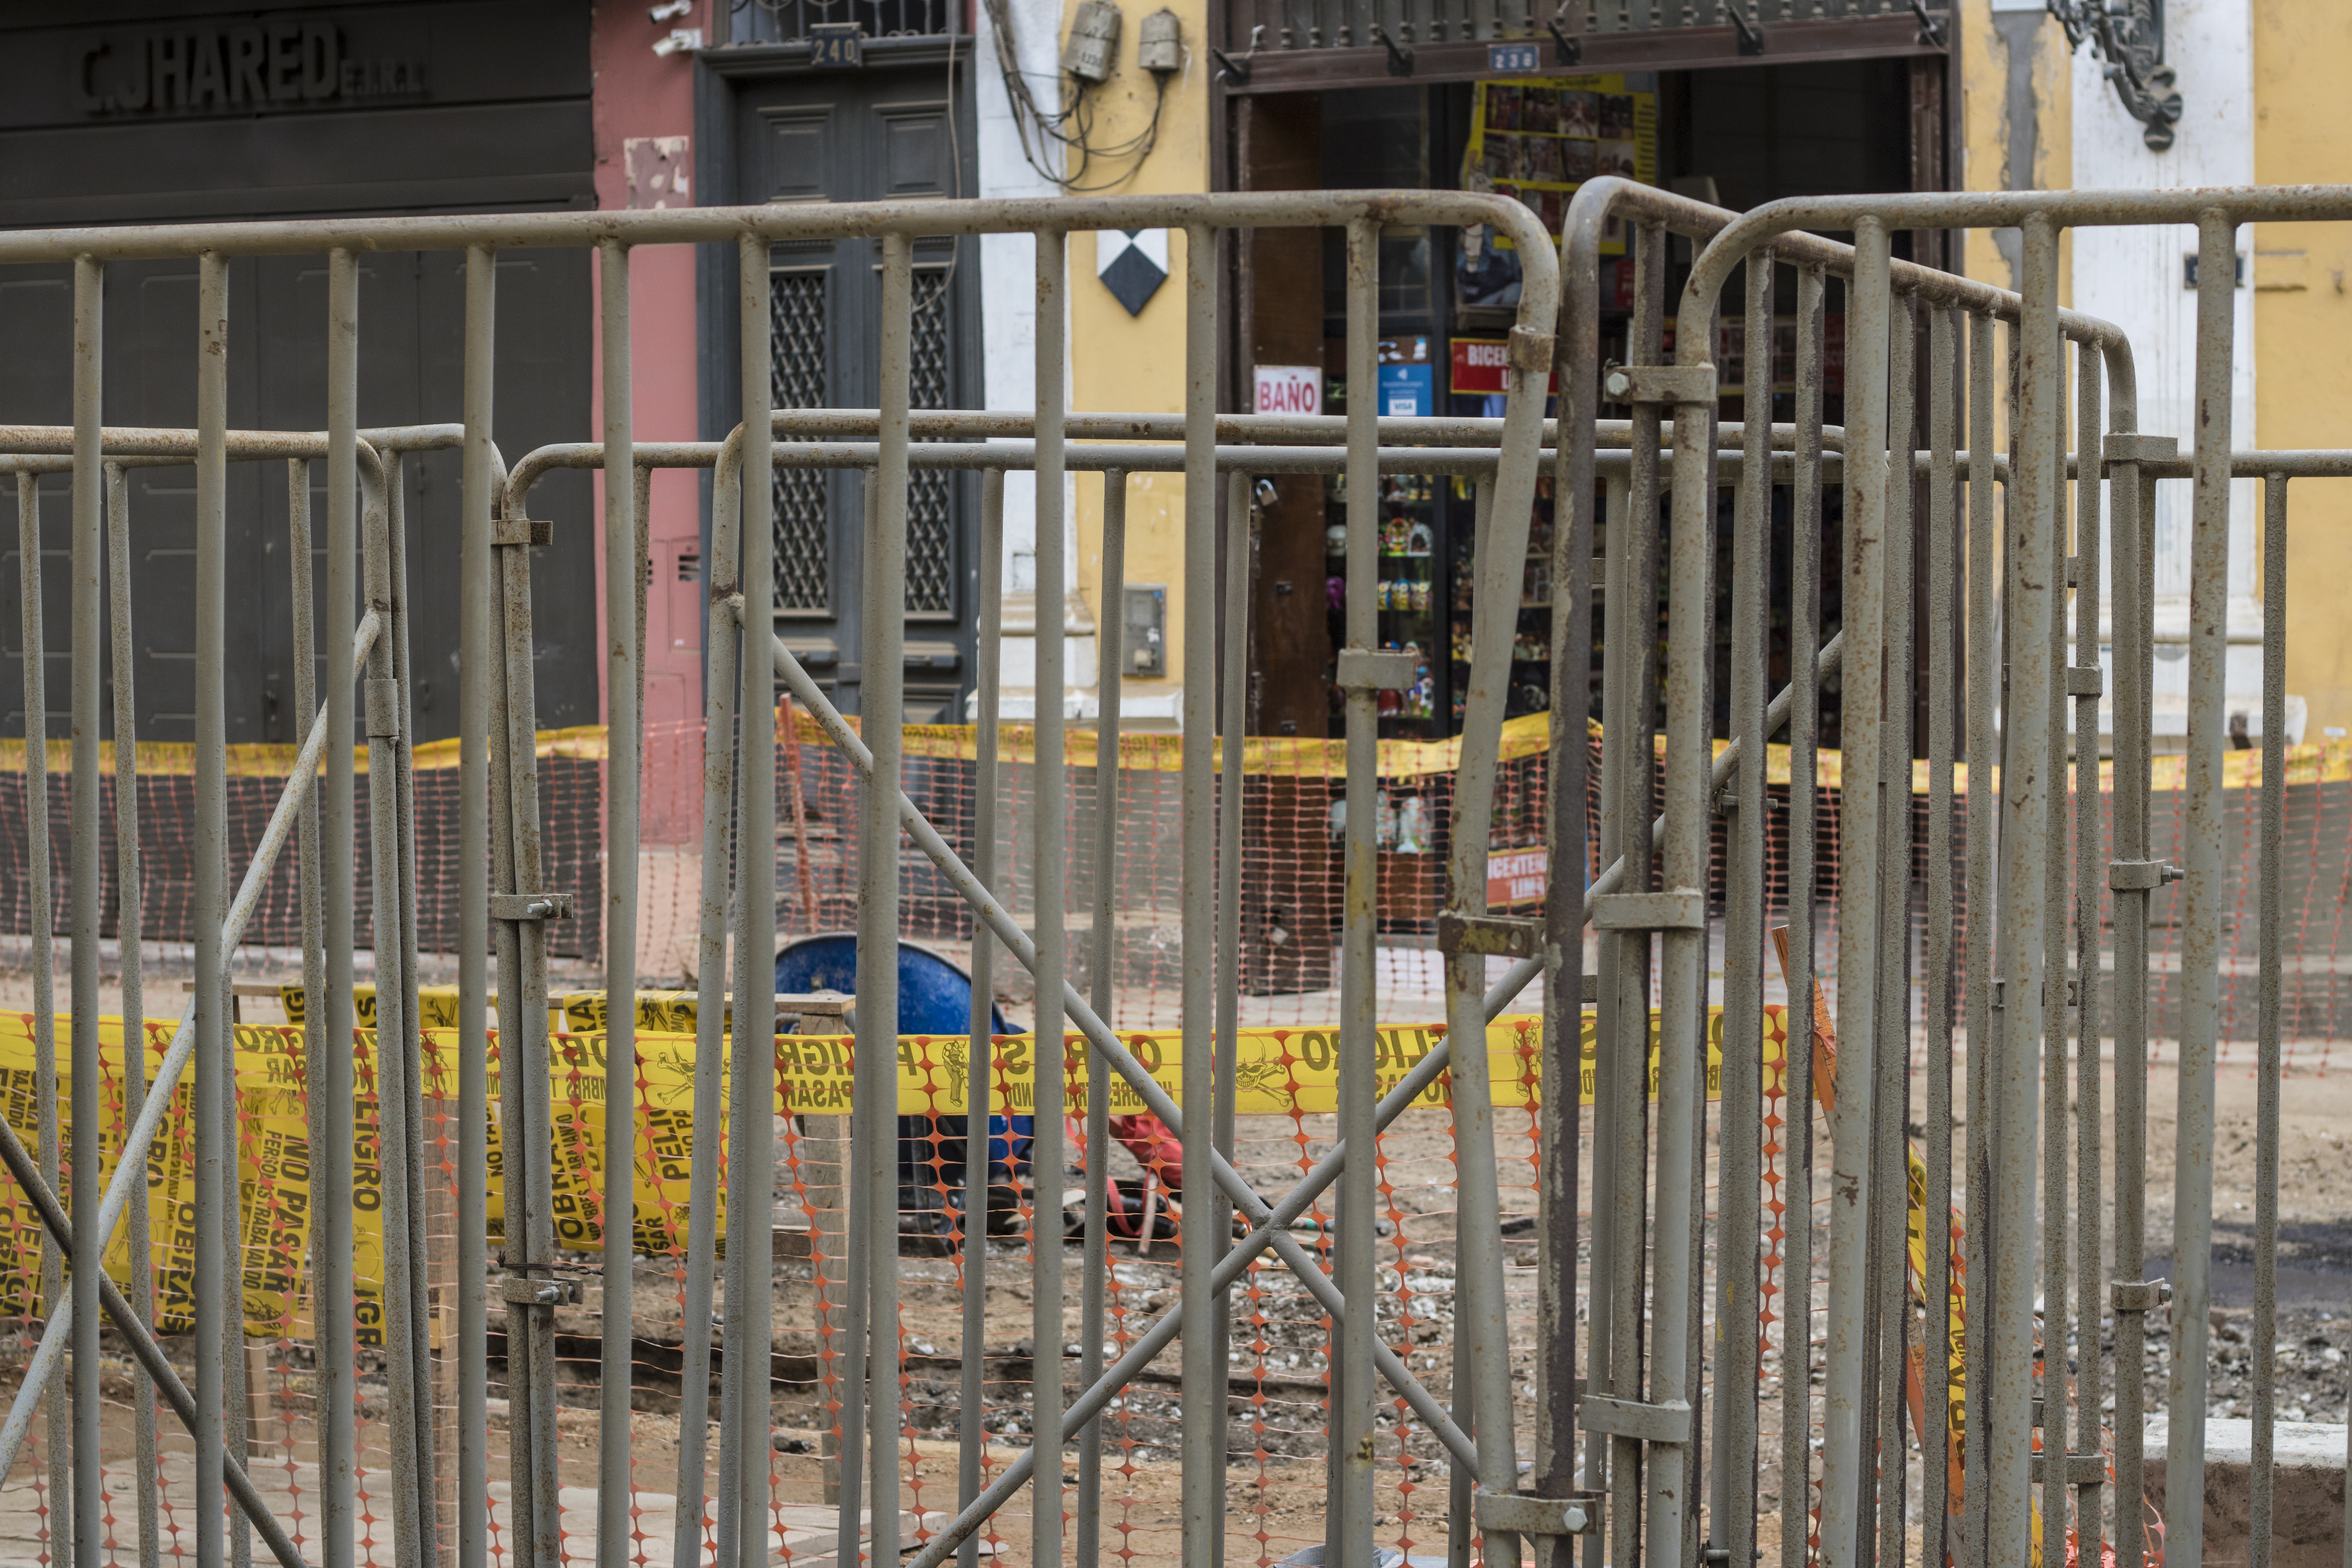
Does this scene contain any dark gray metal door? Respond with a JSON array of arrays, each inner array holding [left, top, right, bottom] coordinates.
[[732, 60, 981, 722]]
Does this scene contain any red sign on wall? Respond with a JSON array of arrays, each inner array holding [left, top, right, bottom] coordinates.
[[1487, 846, 1548, 908], [1449, 339, 1561, 397]]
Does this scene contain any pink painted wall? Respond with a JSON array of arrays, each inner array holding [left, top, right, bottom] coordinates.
[[590, 0, 709, 841], [588, 0, 706, 846]]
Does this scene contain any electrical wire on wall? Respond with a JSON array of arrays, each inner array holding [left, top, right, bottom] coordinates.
[[985, 0, 1183, 192]]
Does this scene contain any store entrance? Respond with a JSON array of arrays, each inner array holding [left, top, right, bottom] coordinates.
[[1236, 56, 1933, 752]]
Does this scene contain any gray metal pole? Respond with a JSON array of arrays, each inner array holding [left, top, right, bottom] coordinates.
[[65, 248, 105, 1568], [1921, 302, 1959, 1568], [733, 227, 780, 1568], [596, 235, 643, 1568], [1816, 218, 1892, 1568], [870, 232, 918, 1568], [1991, 213, 2063, 1568], [674, 438, 744, 1568], [1334, 218, 1380, 1568], [1713, 249, 1773, 1568], [2248, 472, 2285, 1568], [348, 247, 429, 1568], [1780, 261, 1829, 1568], [836, 468, 875, 1568], [1075, 466, 1127, 1568], [1869, 284, 1917, 1568], [19, 467, 67, 1568], [1032, 223, 1072, 1568], [2039, 329, 2072, 1566], [107, 457, 162, 1568], [1540, 176, 1597, 1530], [456, 244, 496, 1568], [2165, 207, 2239, 1568], [1452, 217, 1549, 1568], [1960, 305, 1999, 1568], [191, 248, 229, 1568], [2073, 339, 2109, 1563], [963, 467, 1009, 1568], [1179, 219, 1221, 1568]]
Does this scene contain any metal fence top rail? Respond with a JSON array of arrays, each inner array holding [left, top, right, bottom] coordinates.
[[1675, 182, 2352, 347], [0, 190, 1559, 267], [503, 428, 1865, 510], [0, 422, 466, 459], [1563, 176, 2137, 396]]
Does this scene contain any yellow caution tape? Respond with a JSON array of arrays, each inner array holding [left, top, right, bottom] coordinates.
[[0, 1002, 1792, 1341]]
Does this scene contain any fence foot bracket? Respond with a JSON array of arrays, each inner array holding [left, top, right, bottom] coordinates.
[[1589, 890, 1705, 932], [1573, 1394, 1690, 1446], [1336, 647, 1415, 692], [1437, 912, 1539, 959], [1601, 365, 1715, 405], [1473, 1488, 1597, 1539], [491, 891, 577, 922]]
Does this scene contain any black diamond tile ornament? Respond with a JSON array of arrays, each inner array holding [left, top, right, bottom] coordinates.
[[1096, 228, 1169, 317]]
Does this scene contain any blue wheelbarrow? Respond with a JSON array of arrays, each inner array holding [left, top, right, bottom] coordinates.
[[775, 933, 1031, 1236]]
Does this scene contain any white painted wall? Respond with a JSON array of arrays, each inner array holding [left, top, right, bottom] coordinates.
[[972, 0, 1096, 719], [2071, 0, 2290, 739]]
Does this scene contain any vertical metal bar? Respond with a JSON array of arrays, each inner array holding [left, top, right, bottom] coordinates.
[[1816, 220, 1892, 1568], [318, 248, 359, 1568], [836, 466, 876, 1568], [962, 468, 1008, 1568], [1452, 474, 1495, 1568], [597, 236, 642, 1568], [1781, 260, 1828, 1568], [1991, 212, 2063, 1568], [1609, 221, 1669, 1568], [2248, 473, 2286, 1568], [67, 254, 106, 1568], [456, 245, 495, 1568], [2072, 340, 2107, 1568], [191, 249, 229, 1568], [1541, 175, 1597, 1532], [1334, 218, 1381, 1568], [1029, 225, 1070, 1568], [674, 432, 743, 1568], [2039, 329, 2072, 1566], [488, 541, 534, 1566], [1960, 306, 1999, 1568], [1179, 216, 1221, 1568], [1215, 468, 1249, 1568], [1076, 467, 1126, 1568], [871, 232, 919, 1568], [2166, 208, 2238, 1568], [345, 247, 425, 1568], [18, 465, 67, 1568], [1871, 285, 1918, 1568], [2108, 414, 2153, 1568], [1921, 303, 1958, 1568], [1658, 228, 1734, 1568], [1583, 468, 1630, 1568], [109, 458, 161, 1568], [494, 499, 562, 1568], [733, 227, 779, 1568], [1713, 249, 1773, 1568], [387, 450, 439, 1568], [1452, 198, 1552, 1568]]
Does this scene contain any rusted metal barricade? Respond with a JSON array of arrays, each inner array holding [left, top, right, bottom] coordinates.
[[6, 179, 2352, 1568]]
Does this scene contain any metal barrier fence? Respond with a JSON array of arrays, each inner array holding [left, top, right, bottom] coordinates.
[[1552, 174, 2352, 1568], [0, 192, 1565, 1568], [4, 178, 2352, 1568]]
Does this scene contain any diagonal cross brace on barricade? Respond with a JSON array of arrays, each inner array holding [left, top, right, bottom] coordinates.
[[0, 1100, 310, 1568], [0, 597, 386, 1473]]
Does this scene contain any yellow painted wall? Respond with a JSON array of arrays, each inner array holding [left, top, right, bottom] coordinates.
[[1059, 0, 1214, 704], [2253, 0, 2352, 734]]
